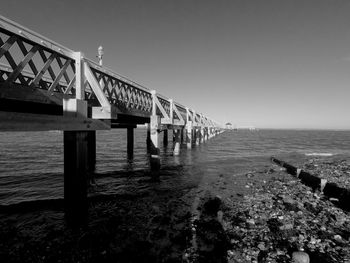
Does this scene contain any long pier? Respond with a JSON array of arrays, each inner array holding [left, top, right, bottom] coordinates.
[[0, 16, 224, 223]]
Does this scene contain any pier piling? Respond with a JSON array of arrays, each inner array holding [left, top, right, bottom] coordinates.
[[150, 115, 161, 170], [196, 128, 201, 145], [173, 129, 181, 156], [146, 123, 151, 153], [186, 121, 192, 149], [64, 131, 88, 225], [181, 128, 185, 144], [200, 127, 205, 143], [163, 129, 168, 147], [127, 127, 134, 159], [87, 131, 96, 172]]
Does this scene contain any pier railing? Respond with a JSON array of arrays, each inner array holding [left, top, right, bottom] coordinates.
[[0, 15, 221, 130]]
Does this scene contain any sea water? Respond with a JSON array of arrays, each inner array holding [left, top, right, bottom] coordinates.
[[0, 129, 350, 206]]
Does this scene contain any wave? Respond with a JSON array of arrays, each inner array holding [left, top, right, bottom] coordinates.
[[305, 153, 334, 157]]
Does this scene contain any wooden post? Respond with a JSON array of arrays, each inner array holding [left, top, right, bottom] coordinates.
[[173, 129, 181, 156], [64, 131, 88, 225], [127, 127, 134, 159], [150, 115, 161, 170], [163, 129, 168, 147], [186, 121, 192, 149]]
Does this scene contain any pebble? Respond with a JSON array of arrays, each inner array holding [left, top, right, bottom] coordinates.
[[246, 219, 255, 225], [292, 251, 310, 263], [334, 235, 342, 242], [279, 223, 293, 230], [257, 243, 265, 251]]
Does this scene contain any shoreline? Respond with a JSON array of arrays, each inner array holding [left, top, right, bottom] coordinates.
[[0, 156, 349, 262]]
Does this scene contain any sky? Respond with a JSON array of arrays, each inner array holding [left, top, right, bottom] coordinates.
[[2, 0, 350, 129]]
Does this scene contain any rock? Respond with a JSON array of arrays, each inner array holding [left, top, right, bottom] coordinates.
[[246, 219, 255, 226], [246, 173, 254, 178], [334, 234, 342, 242], [279, 223, 293, 230], [283, 196, 301, 211], [257, 243, 265, 251], [217, 211, 223, 223], [203, 196, 222, 216], [292, 251, 310, 263]]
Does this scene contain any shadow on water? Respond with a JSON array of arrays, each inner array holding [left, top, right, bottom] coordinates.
[[0, 158, 205, 262]]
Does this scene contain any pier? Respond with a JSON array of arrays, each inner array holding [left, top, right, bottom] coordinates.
[[0, 16, 224, 223]]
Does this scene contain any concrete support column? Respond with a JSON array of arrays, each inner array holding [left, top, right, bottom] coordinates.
[[64, 131, 88, 225], [173, 129, 181, 155], [186, 121, 193, 149], [163, 129, 168, 147], [150, 115, 161, 170], [127, 127, 134, 159]]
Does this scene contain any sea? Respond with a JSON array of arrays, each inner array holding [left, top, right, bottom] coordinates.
[[1, 129, 350, 207]]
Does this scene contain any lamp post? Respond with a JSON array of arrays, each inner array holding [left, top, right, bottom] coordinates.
[[97, 45, 104, 66]]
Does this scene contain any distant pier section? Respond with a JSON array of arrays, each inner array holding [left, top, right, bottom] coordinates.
[[225, 123, 256, 131], [0, 15, 224, 224]]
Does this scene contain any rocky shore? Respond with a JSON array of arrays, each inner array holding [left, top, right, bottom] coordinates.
[[0, 157, 349, 262], [188, 157, 350, 263]]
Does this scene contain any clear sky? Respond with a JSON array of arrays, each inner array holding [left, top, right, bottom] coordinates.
[[2, 0, 350, 129]]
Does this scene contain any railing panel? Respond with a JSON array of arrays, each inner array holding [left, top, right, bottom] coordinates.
[[0, 15, 221, 127]]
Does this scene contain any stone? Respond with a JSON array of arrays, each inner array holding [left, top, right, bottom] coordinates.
[[279, 223, 293, 230], [257, 243, 265, 251], [334, 235, 342, 242], [217, 210, 223, 223], [283, 196, 301, 211], [292, 251, 310, 263]]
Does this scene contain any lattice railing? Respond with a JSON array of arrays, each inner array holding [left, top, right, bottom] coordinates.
[[85, 59, 153, 115], [0, 27, 77, 96], [0, 15, 219, 127]]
